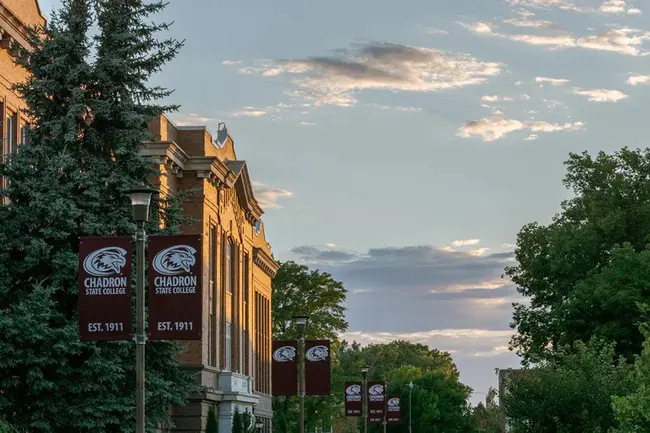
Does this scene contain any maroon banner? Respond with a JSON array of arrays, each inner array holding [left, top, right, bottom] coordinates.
[[387, 395, 402, 424], [368, 381, 386, 424], [148, 235, 202, 340], [305, 340, 331, 395], [272, 340, 298, 396], [78, 236, 133, 341], [344, 382, 362, 416]]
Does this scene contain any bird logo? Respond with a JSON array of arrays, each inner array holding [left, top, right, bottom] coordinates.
[[306, 345, 329, 362], [152, 245, 197, 275], [346, 384, 361, 396], [369, 384, 385, 396], [388, 397, 400, 408], [83, 246, 128, 277], [273, 346, 297, 363]]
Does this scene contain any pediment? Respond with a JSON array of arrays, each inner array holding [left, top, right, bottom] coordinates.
[[225, 160, 263, 219]]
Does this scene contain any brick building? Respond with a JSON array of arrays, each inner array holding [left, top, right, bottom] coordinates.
[[0, 0, 45, 185], [4, 2, 278, 432], [146, 116, 277, 432]]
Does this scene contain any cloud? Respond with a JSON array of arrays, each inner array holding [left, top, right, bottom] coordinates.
[[231, 107, 270, 117], [251, 181, 294, 209], [343, 328, 514, 357], [428, 28, 449, 35], [463, 20, 650, 56], [371, 104, 423, 113], [572, 88, 628, 102], [481, 95, 514, 102], [222, 59, 242, 65], [458, 117, 584, 141], [600, 0, 642, 14], [504, 0, 590, 13], [451, 239, 481, 247], [536, 76, 570, 86], [230, 42, 502, 107], [503, 17, 558, 29], [170, 113, 216, 126], [627, 74, 650, 85]]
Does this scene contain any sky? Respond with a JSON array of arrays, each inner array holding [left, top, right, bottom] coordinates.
[[38, 0, 650, 404]]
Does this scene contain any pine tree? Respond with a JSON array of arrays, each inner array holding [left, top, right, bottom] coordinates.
[[232, 407, 244, 433], [0, 0, 193, 432], [206, 406, 219, 433]]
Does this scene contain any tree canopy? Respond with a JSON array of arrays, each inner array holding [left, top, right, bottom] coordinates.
[[507, 148, 650, 362]]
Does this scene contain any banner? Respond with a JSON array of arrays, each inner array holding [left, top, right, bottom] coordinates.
[[148, 235, 202, 340], [344, 382, 363, 416], [367, 381, 386, 424], [78, 236, 133, 341], [387, 395, 402, 424], [305, 340, 331, 395], [272, 340, 298, 396]]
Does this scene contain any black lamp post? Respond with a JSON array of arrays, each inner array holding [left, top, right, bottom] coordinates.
[[127, 185, 157, 433], [292, 315, 310, 433], [361, 366, 370, 433]]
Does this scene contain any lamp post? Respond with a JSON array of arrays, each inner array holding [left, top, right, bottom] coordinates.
[[127, 185, 157, 433], [408, 382, 414, 433], [293, 314, 309, 433], [361, 366, 369, 433]]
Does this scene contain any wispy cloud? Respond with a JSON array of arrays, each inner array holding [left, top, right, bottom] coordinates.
[[572, 88, 628, 102], [462, 21, 650, 56], [170, 113, 216, 126], [458, 117, 584, 142], [600, 0, 642, 15], [231, 107, 270, 117], [504, 0, 590, 13], [482, 95, 514, 102], [451, 239, 481, 247], [503, 17, 558, 29], [227, 42, 502, 108], [251, 181, 294, 209], [627, 74, 650, 85], [222, 59, 242, 65], [428, 28, 449, 35], [536, 76, 570, 86]]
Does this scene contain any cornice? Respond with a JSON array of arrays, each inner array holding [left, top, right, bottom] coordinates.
[[0, 3, 35, 58], [141, 141, 189, 178], [253, 247, 279, 278]]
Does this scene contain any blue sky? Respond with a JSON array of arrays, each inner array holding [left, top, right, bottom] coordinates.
[[38, 0, 650, 404]]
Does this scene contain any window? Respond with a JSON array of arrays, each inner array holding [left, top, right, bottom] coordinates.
[[243, 254, 250, 375], [208, 226, 216, 367], [225, 239, 232, 293], [225, 322, 232, 371], [20, 122, 29, 145], [6, 114, 14, 154]]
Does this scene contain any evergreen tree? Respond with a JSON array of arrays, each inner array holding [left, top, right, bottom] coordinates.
[[0, 0, 192, 432], [232, 407, 243, 433], [206, 406, 219, 433]]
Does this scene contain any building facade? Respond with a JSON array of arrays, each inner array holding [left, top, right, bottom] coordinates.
[[0, 0, 44, 199], [146, 115, 278, 433]]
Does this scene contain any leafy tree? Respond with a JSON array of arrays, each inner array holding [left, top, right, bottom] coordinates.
[[205, 406, 219, 433], [0, 0, 192, 432], [471, 388, 501, 433], [271, 261, 349, 433], [503, 339, 634, 433], [507, 148, 650, 362], [0, 420, 17, 433], [611, 306, 650, 432]]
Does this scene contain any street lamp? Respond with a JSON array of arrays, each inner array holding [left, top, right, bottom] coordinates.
[[127, 185, 157, 433], [408, 382, 414, 433], [361, 366, 369, 433], [292, 315, 310, 433]]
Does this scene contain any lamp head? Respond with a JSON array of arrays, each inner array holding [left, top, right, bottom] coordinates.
[[408, 382, 414, 389], [255, 420, 264, 430], [361, 366, 369, 379], [292, 314, 309, 334], [127, 185, 158, 223]]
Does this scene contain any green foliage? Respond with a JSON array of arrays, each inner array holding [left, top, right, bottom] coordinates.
[[0, 420, 17, 433], [611, 308, 650, 432], [0, 0, 192, 432], [271, 261, 349, 433], [232, 407, 254, 433], [205, 406, 219, 433], [471, 388, 501, 433], [507, 147, 650, 362], [503, 339, 634, 433]]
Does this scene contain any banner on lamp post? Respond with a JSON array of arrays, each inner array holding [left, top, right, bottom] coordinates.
[[344, 382, 363, 416], [148, 234, 202, 340], [305, 340, 331, 395], [387, 395, 402, 424], [272, 340, 298, 396], [78, 236, 133, 341], [367, 381, 386, 424]]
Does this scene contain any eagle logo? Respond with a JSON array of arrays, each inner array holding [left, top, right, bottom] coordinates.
[[387, 397, 400, 408], [306, 345, 329, 362], [368, 384, 385, 396], [273, 346, 297, 363], [83, 246, 128, 277], [346, 384, 361, 396], [152, 245, 197, 275]]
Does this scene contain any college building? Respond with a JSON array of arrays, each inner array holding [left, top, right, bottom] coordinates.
[[3, 2, 277, 432]]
